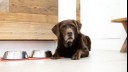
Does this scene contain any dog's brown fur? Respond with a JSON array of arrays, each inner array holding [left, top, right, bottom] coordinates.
[[52, 20, 91, 60]]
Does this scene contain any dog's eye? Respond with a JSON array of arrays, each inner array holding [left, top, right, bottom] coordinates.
[[69, 25, 75, 28], [62, 25, 66, 28]]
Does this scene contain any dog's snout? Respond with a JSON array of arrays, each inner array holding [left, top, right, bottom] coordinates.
[[67, 32, 73, 36]]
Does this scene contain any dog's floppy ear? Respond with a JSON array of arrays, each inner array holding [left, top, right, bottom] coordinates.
[[73, 20, 82, 34], [52, 23, 60, 37]]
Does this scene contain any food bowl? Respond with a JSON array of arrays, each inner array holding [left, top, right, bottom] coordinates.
[[3, 51, 28, 60], [31, 50, 46, 58], [31, 50, 52, 58]]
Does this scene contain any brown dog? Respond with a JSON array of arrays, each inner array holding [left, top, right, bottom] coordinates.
[[52, 20, 91, 60]]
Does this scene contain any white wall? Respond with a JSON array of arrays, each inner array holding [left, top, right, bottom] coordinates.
[[59, 0, 76, 21], [119, 0, 127, 17], [81, 0, 127, 39], [80, 0, 127, 50]]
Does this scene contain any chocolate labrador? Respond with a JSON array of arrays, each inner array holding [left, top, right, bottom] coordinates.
[[52, 20, 91, 60]]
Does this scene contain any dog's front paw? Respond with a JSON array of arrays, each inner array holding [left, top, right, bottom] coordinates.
[[52, 54, 60, 59], [72, 54, 80, 60]]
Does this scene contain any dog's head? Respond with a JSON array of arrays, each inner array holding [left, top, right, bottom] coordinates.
[[52, 20, 82, 47]]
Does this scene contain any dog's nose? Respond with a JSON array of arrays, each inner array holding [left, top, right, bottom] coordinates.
[[67, 32, 73, 36]]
